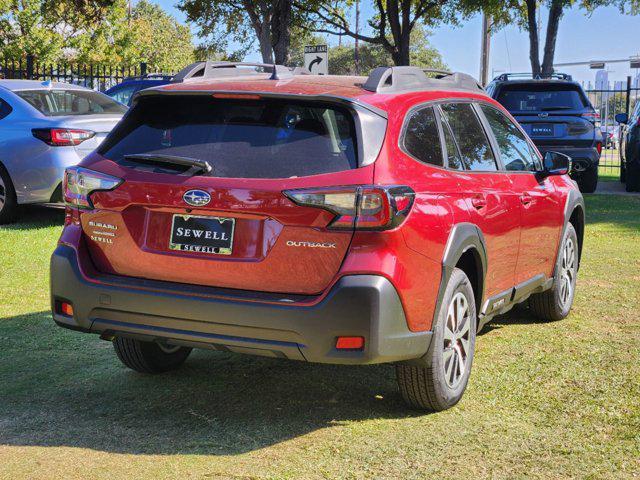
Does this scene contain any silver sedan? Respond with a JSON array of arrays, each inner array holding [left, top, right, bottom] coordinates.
[[0, 80, 126, 223]]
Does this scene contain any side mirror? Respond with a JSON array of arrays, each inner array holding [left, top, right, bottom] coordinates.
[[615, 113, 628, 124], [541, 152, 571, 176]]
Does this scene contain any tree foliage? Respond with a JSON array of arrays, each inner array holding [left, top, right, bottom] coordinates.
[[178, 0, 311, 64], [298, 0, 462, 66], [0, 0, 194, 70]]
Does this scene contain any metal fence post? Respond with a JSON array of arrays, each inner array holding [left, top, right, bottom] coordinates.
[[26, 54, 34, 79], [625, 76, 632, 116], [140, 62, 147, 77]]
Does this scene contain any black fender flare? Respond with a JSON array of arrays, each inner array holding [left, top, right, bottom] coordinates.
[[432, 223, 488, 329], [556, 189, 585, 278]]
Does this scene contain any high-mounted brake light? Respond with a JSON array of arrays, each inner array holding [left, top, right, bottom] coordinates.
[[212, 93, 262, 100], [284, 185, 415, 231], [32, 128, 95, 146], [63, 166, 122, 209]]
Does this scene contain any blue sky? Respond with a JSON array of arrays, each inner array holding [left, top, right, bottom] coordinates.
[[152, 1, 639, 84]]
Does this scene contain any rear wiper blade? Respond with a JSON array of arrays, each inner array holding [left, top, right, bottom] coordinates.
[[123, 153, 212, 174]]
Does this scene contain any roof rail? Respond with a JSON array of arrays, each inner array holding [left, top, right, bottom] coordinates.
[[123, 73, 174, 82], [493, 72, 573, 82], [172, 61, 306, 83], [362, 66, 483, 94]]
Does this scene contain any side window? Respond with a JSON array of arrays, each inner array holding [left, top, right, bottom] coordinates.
[[109, 85, 138, 106], [402, 106, 444, 167], [440, 103, 498, 171], [0, 99, 12, 120], [480, 105, 541, 172]]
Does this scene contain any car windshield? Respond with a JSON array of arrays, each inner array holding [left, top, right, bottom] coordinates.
[[16, 89, 127, 116], [497, 84, 588, 112], [98, 95, 359, 179]]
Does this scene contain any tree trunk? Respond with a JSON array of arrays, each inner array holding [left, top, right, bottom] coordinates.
[[244, 0, 274, 64], [271, 0, 293, 65], [525, 0, 541, 77], [541, 0, 564, 77]]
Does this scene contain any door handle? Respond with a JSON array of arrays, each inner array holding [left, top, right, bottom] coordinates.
[[471, 194, 487, 210], [520, 194, 533, 206]]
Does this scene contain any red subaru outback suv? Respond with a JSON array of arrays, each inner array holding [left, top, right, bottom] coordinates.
[[51, 63, 584, 411]]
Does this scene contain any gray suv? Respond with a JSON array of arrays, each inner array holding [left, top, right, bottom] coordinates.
[[487, 73, 602, 193]]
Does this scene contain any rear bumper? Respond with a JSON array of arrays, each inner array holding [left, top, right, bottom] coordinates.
[[535, 145, 600, 173], [50, 245, 431, 365]]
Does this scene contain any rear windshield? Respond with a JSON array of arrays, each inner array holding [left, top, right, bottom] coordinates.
[[98, 95, 358, 179], [497, 84, 588, 112], [17, 89, 126, 116]]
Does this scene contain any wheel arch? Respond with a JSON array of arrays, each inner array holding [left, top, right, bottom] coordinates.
[[433, 223, 488, 329], [563, 189, 585, 270]]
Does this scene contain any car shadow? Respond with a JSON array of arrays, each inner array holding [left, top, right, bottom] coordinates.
[[0, 311, 426, 456], [1, 205, 64, 230]]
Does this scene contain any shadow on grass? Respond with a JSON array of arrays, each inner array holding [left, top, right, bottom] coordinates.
[[0, 205, 64, 230], [0, 311, 426, 456]]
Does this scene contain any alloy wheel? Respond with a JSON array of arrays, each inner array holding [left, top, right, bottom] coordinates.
[[443, 292, 471, 388], [559, 236, 577, 308]]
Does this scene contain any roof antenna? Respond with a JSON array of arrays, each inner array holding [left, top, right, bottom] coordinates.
[[269, 64, 280, 81]]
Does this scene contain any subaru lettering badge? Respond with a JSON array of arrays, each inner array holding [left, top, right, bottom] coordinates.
[[183, 190, 211, 207]]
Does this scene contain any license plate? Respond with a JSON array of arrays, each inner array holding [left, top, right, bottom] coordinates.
[[169, 215, 235, 255], [531, 124, 554, 136]]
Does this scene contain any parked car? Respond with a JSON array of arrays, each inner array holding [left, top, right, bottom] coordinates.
[[487, 73, 602, 193], [105, 74, 174, 106], [616, 102, 640, 191], [0, 80, 126, 223], [50, 64, 584, 412]]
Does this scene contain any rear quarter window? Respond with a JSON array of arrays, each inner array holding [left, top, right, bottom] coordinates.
[[402, 106, 444, 167], [99, 95, 359, 179]]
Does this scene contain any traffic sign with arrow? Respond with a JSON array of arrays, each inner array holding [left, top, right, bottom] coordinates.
[[304, 45, 328, 75]]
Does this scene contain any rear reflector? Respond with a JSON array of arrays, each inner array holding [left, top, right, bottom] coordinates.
[[56, 301, 74, 317], [336, 336, 365, 350]]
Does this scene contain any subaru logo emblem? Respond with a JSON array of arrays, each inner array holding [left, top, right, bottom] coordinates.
[[183, 189, 211, 207]]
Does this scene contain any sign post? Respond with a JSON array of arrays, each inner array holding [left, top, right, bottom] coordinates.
[[304, 45, 328, 75]]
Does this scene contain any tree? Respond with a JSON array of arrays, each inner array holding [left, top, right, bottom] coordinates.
[[471, 0, 640, 77], [178, 0, 309, 65], [298, 0, 458, 66]]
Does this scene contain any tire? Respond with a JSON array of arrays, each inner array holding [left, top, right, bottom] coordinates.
[[620, 162, 626, 183], [396, 268, 477, 411], [0, 164, 18, 224], [529, 223, 578, 322], [577, 166, 598, 194], [624, 163, 640, 192], [113, 337, 192, 373]]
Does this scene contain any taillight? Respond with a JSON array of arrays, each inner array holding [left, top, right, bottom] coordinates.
[[596, 141, 602, 155], [581, 112, 600, 123], [284, 185, 415, 230], [32, 128, 95, 146], [63, 166, 122, 209]]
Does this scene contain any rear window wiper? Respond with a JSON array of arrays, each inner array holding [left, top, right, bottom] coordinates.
[[123, 153, 212, 175]]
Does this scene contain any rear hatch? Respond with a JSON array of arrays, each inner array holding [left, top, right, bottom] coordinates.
[[80, 93, 380, 295], [496, 83, 597, 149]]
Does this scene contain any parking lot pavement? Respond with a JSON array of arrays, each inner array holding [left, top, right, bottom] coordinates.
[[595, 181, 640, 195]]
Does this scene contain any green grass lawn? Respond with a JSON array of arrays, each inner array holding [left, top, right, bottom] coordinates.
[[1, 199, 639, 480]]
